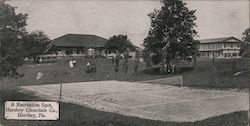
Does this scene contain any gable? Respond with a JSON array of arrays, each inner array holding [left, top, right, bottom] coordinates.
[[200, 37, 242, 44], [224, 37, 242, 43]]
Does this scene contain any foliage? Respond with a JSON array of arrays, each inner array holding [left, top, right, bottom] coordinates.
[[143, 0, 198, 63], [240, 27, 250, 56], [105, 34, 135, 53], [22, 30, 51, 62], [0, 0, 28, 78], [242, 27, 250, 43]]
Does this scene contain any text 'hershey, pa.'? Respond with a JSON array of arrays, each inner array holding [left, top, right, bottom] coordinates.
[[5, 101, 59, 120]]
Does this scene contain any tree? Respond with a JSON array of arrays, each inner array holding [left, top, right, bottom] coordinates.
[[105, 34, 135, 54], [243, 27, 250, 43], [0, 0, 28, 78], [143, 0, 198, 65], [22, 30, 51, 62], [240, 27, 250, 56]]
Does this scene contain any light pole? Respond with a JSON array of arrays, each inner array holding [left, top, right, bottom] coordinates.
[[59, 83, 62, 99], [212, 51, 215, 85]]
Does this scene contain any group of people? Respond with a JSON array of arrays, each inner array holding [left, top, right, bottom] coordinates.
[[111, 51, 140, 74], [68, 58, 96, 73], [67, 48, 141, 77], [145, 53, 176, 74], [86, 60, 97, 73], [161, 63, 175, 74]]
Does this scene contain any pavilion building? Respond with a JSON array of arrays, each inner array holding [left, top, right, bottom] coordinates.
[[198, 37, 242, 59]]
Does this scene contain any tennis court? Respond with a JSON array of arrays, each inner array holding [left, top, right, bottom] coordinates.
[[20, 80, 249, 122]]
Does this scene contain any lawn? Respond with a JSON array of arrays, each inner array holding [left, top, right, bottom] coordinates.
[[183, 58, 250, 88], [2, 57, 249, 89], [1, 57, 172, 88], [0, 57, 249, 126]]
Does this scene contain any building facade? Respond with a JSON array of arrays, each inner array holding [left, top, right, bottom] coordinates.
[[198, 37, 242, 58], [52, 34, 108, 57]]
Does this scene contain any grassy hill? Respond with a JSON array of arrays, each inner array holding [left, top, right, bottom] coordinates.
[[1, 57, 249, 126], [183, 58, 250, 88], [1, 57, 168, 87], [1, 57, 249, 89]]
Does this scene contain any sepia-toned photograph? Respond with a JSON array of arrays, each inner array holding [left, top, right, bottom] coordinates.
[[0, 0, 249, 125]]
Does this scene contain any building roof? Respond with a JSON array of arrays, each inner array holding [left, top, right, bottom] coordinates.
[[200, 37, 242, 44], [52, 34, 108, 48]]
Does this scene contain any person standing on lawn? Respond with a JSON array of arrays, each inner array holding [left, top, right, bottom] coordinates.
[[69, 60, 74, 68], [134, 49, 140, 73], [90, 58, 97, 80], [146, 53, 153, 72], [111, 56, 115, 64], [86, 61, 91, 73], [134, 58, 140, 73], [123, 48, 129, 74], [114, 52, 120, 72]]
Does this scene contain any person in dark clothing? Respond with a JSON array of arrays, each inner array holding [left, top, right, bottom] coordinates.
[[134, 49, 140, 73], [123, 49, 129, 74], [90, 60, 97, 73], [123, 58, 128, 74], [114, 54, 120, 72], [134, 58, 140, 73], [111, 56, 115, 64]]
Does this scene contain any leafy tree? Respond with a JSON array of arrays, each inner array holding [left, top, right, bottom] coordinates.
[[243, 27, 250, 43], [22, 30, 51, 62], [44, 42, 57, 54], [240, 27, 250, 56], [105, 34, 135, 54], [143, 0, 198, 65], [0, 0, 28, 78]]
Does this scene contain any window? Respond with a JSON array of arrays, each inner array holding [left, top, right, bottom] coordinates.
[[224, 43, 227, 48], [230, 43, 233, 48], [237, 43, 240, 48]]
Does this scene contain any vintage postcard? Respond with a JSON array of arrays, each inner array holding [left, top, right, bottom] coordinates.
[[0, 0, 249, 125]]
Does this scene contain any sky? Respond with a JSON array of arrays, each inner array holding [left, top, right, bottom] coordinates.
[[10, 0, 250, 46]]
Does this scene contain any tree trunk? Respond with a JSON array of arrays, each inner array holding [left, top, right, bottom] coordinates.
[[33, 55, 39, 63], [194, 53, 197, 69], [161, 54, 165, 73]]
